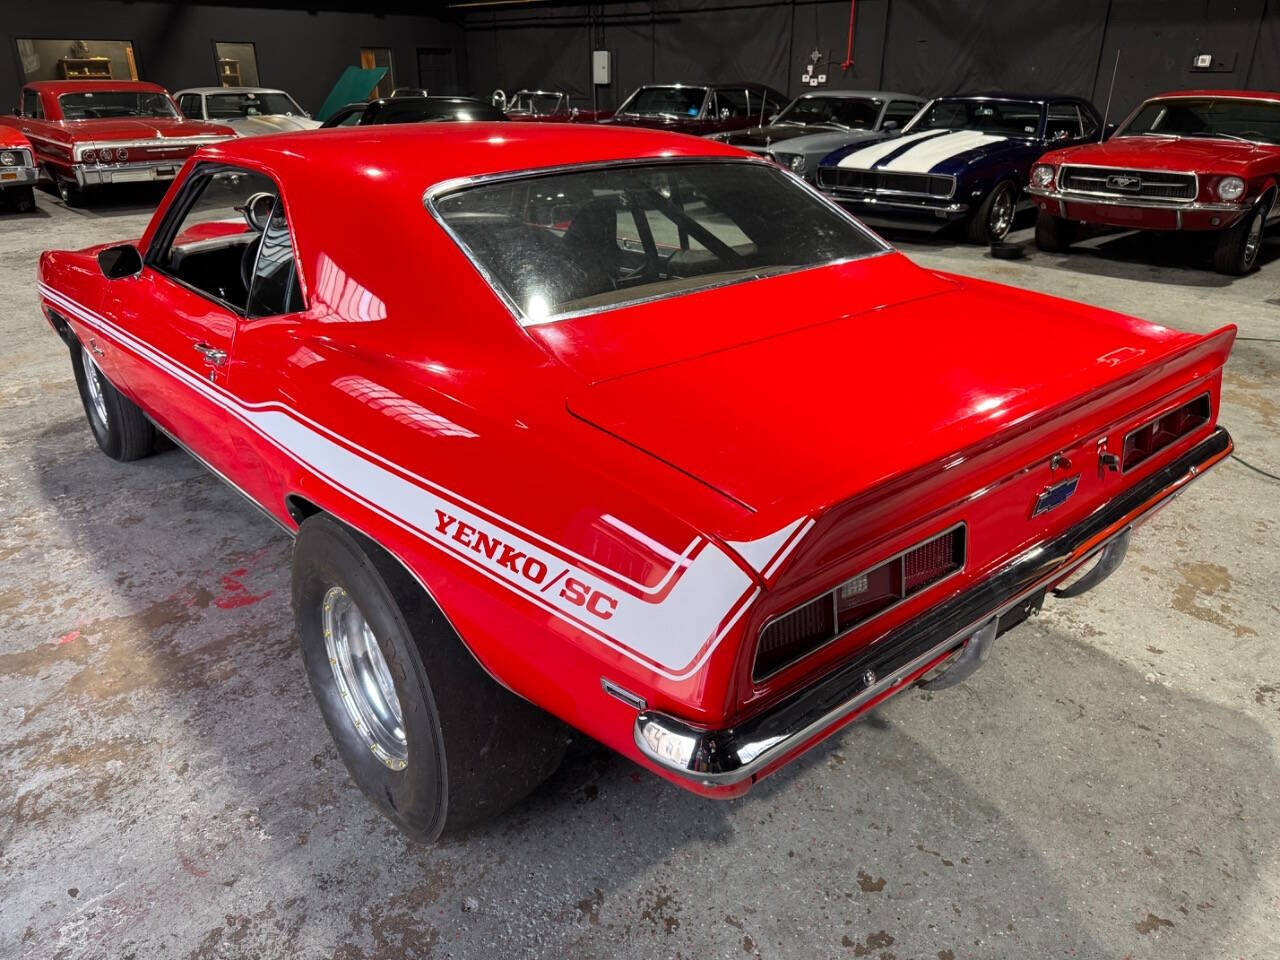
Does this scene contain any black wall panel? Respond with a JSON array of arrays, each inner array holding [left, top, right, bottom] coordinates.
[[1250, 1, 1280, 89], [0, 2, 463, 113], [1092, 0, 1269, 121], [881, 0, 1110, 99]]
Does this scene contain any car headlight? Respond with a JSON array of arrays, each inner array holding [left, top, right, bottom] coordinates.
[[1031, 164, 1055, 189], [785, 154, 807, 173], [1217, 176, 1245, 201], [0, 151, 14, 167]]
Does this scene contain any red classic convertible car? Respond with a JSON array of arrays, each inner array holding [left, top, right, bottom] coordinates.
[[37, 124, 1234, 841], [0, 126, 38, 212], [603, 82, 787, 135], [498, 89, 612, 122], [1030, 89, 1280, 273], [2, 80, 235, 205]]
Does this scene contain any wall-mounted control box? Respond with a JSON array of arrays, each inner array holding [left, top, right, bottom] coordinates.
[[593, 50, 611, 85]]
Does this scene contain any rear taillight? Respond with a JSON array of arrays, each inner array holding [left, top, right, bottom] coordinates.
[[1122, 393, 1210, 472], [754, 525, 966, 680]]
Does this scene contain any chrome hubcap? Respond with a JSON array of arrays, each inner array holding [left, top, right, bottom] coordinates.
[[1244, 212, 1263, 266], [990, 186, 1014, 239], [322, 586, 408, 770], [81, 346, 109, 429]]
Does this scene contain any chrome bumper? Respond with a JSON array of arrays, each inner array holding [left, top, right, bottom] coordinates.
[[74, 161, 186, 187], [1029, 186, 1245, 218], [825, 192, 970, 219], [0, 166, 38, 186], [635, 427, 1233, 787]]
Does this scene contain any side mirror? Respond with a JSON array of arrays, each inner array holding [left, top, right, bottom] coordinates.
[[881, 119, 900, 132], [98, 244, 143, 280], [1052, 128, 1071, 141]]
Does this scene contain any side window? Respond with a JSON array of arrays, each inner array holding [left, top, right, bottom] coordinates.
[[22, 90, 42, 119], [178, 94, 202, 120], [246, 203, 304, 317], [1080, 106, 1100, 140], [883, 100, 921, 127], [152, 167, 301, 314], [716, 88, 749, 118], [1047, 103, 1084, 140]]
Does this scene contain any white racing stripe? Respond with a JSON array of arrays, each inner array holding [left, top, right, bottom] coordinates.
[[40, 283, 809, 681], [835, 129, 949, 169], [878, 131, 1007, 172]]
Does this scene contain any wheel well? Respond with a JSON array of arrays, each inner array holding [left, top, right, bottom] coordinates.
[[284, 493, 323, 525], [44, 307, 79, 350], [1260, 184, 1277, 216]]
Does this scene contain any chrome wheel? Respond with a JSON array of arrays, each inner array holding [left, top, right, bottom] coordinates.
[[1244, 210, 1264, 268], [989, 184, 1015, 240], [81, 345, 109, 430], [322, 585, 408, 770]]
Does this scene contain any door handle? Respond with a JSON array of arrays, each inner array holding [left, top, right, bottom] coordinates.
[[193, 342, 226, 367]]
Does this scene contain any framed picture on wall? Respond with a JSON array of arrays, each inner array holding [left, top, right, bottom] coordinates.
[[213, 41, 260, 87], [360, 47, 395, 99]]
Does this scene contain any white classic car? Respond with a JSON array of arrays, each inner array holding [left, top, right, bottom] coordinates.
[[174, 86, 320, 135]]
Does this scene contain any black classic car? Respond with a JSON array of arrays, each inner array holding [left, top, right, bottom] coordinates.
[[816, 93, 1104, 243], [321, 96, 506, 128], [602, 82, 788, 136], [710, 90, 924, 181]]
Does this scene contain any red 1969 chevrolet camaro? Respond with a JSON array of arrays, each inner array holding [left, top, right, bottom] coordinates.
[[37, 124, 1234, 841], [1030, 89, 1280, 274]]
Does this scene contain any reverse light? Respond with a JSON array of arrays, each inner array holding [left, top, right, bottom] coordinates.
[[1217, 176, 1245, 201], [1031, 164, 1055, 189], [754, 525, 966, 680]]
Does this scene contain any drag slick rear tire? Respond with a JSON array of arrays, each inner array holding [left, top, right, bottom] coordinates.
[[70, 341, 155, 461], [292, 515, 567, 842]]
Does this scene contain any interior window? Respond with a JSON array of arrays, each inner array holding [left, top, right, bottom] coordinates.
[[22, 90, 42, 119], [153, 167, 301, 314], [1047, 103, 1083, 140]]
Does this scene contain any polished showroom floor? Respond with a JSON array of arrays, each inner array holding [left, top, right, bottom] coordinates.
[[2, 185, 1278, 960]]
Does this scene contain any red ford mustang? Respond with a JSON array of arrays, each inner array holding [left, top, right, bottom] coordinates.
[[37, 124, 1235, 841], [1030, 89, 1280, 274]]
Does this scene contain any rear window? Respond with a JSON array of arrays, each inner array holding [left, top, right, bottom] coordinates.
[[432, 160, 885, 324], [59, 91, 178, 120]]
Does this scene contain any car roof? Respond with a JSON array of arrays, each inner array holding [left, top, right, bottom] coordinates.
[[174, 86, 294, 97], [1146, 89, 1280, 101], [947, 91, 1087, 102], [26, 79, 168, 95], [791, 89, 920, 101], [198, 121, 745, 192]]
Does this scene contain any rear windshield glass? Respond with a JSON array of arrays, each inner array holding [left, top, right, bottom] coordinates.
[[1118, 97, 1280, 145], [59, 91, 178, 120], [908, 98, 1042, 136], [621, 87, 707, 118], [433, 161, 885, 324]]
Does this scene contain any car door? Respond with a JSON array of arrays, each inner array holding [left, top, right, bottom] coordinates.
[[101, 164, 285, 474]]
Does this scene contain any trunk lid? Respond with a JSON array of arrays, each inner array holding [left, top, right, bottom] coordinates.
[[555, 257, 1203, 517]]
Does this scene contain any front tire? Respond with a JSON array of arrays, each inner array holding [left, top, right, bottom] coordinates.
[[292, 515, 567, 842], [1213, 204, 1266, 275], [1034, 209, 1078, 252], [70, 342, 155, 461], [965, 180, 1018, 244]]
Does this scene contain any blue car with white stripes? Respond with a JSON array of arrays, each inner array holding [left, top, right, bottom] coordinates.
[[816, 93, 1104, 244]]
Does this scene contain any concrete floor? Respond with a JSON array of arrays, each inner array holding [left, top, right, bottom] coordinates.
[[1, 185, 1277, 960]]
